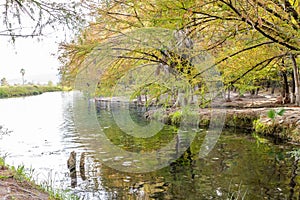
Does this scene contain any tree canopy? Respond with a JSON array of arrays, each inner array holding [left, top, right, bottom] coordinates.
[[59, 0, 300, 105]]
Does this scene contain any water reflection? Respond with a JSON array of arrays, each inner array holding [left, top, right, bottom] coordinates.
[[0, 92, 73, 187], [73, 92, 199, 173], [0, 92, 299, 199], [74, 100, 300, 199]]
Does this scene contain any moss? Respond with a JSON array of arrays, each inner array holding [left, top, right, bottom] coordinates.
[[252, 119, 297, 142], [290, 128, 300, 141], [225, 112, 259, 129], [199, 118, 210, 126], [170, 110, 182, 125], [145, 107, 300, 144], [253, 119, 273, 134]]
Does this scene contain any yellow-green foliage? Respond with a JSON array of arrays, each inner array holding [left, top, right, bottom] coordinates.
[[170, 110, 182, 125], [0, 157, 5, 168], [253, 119, 274, 135], [253, 119, 292, 141]]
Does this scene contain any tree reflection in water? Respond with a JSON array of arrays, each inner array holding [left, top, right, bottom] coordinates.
[[68, 101, 299, 199]]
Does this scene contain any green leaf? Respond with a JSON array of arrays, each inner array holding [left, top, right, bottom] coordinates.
[[276, 108, 286, 116], [267, 109, 276, 120]]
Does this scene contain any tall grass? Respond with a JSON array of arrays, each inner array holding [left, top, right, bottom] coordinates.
[[0, 85, 62, 98], [226, 182, 248, 200], [0, 156, 79, 200]]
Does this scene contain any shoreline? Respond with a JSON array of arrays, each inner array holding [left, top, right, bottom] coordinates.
[[143, 96, 300, 144], [0, 85, 63, 99], [0, 158, 54, 200], [0, 157, 78, 200], [94, 94, 300, 144]]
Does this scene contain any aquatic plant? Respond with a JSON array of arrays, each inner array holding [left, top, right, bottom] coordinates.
[[252, 132, 269, 145], [267, 108, 286, 122]]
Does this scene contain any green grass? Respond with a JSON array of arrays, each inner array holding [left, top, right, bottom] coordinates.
[[0, 85, 62, 98], [0, 156, 79, 200]]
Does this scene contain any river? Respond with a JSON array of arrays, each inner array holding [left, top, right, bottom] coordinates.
[[0, 92, 299, 199]]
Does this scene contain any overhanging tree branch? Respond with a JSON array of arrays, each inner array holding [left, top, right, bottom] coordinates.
[[228, 53, 288, 86], [193, 41, 275, 79], [219, 0, 300, 51]]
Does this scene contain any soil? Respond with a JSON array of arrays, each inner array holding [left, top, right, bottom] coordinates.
[[0, 165, 50, 200]]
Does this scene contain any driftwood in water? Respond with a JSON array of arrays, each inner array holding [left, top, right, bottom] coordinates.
[[79, 152, 86, 181], [67, 151, 77, 187]]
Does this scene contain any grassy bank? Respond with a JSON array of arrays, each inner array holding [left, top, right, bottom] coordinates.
[[0, 157, 78, 199], [0, 85, 62, 98]]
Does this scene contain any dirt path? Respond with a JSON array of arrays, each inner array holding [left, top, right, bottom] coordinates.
[[0, 165, 50, 200]]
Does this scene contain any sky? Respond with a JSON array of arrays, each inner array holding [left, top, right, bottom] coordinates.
[[0, 0, 94, 86], [0, 33, 63, 85], [0, 0, 80, 85]]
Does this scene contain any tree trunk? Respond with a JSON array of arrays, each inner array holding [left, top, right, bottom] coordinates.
[[226, 87, 231, 102], [281, 70, 290, 104], [290, 71, 296, 104], [291, 54, 300, 106], [255, 87, 260, 96], [271, 81, 276, 94]]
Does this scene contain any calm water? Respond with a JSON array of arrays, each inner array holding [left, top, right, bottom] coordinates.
[[0, 92, 299, 199]]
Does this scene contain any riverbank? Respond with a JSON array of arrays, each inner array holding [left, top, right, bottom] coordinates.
[[0, 157, 53, 200], [0, 85, 62, 98], [0, 157, 78, 200], [144, 94, 300, 144]]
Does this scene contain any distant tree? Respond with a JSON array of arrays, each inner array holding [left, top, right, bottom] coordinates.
[[47, 80, 54, 87], [20, 68, 25, 85], [1, 77, 9, 86]]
